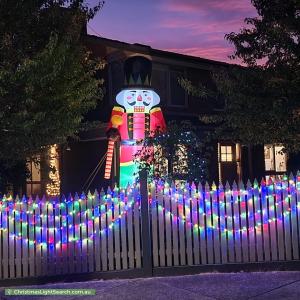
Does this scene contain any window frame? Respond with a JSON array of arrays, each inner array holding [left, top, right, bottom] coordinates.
[[264, 144, 287, 174], [220, 145, 234, 163], [26, 156, 42, 196]]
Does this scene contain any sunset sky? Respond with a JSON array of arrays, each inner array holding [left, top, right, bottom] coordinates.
[[88, 0, 257, 63]]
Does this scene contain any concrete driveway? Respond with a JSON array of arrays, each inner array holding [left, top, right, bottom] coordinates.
[[1, 271, 300, 300]]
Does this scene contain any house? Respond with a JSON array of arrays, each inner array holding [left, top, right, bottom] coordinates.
[[25, 33, 298, 195]]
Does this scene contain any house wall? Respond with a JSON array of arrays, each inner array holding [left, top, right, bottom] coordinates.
[[59, 35, 270, 193]]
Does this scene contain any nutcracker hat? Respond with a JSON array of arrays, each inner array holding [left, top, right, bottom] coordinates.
[[124, 56, 152, 88]]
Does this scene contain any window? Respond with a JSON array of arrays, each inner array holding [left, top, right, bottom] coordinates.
[[46, 144, 61, 196], [154, 145, 168, 177], [170, 69, 186, 106], [220, 146, 233, 162], [264, 144, 287, 172], [173, 144, 188, 174], [26, 156, 41, 196]]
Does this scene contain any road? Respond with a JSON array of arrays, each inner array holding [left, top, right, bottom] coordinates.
[[1, 271, 300, 299]]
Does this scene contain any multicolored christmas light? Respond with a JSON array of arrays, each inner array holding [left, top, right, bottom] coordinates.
[[1, 174, 299, 250]]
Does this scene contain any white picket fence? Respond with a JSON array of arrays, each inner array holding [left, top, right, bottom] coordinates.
[[1, 175, 300, 281], [0, 187, 141, 280], [150, 175, 300, 266]]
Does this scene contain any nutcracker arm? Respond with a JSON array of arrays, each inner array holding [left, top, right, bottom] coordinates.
[[106, 106, 124, 139]]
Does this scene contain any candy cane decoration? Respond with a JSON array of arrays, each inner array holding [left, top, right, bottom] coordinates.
[[104, 139, 115, 179], [104, 115, 123, 180]]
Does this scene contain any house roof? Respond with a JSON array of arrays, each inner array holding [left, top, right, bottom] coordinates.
[[84, 34, 238, 69]]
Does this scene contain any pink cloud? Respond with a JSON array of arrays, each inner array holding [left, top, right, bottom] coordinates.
[[161, 0, 255, 14], [159, 18, 246, 35], [163, 46, 239, 63]]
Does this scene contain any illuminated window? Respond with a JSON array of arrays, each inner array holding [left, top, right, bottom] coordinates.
[[264, 144, 287, 172], [173, 144, 188, 174], [26, 156, 41, 196], [220, 146, 233, 162], [154, 145, 168, 177], [46, 144, 61, 196]]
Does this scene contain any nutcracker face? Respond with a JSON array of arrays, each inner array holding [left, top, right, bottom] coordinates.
[[116, 89, 160, 113]]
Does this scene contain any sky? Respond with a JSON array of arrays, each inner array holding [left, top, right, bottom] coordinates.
[[87, 0, 257, 64]]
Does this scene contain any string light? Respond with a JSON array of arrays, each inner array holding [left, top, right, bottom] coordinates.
[[0, 175, 299, 248], [0, 189, 136, 248]]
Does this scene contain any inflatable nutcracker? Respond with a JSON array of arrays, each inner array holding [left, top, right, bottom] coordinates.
[[105, 56, 166, 187]]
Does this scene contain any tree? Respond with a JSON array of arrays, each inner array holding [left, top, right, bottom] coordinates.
[[181, 0, 300, 153], [0, 0, 104, 191], [135, 121, 212, 183]]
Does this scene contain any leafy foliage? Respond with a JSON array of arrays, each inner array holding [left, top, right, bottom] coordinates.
[[0, 0, 104, 191], [181, 0, 300, 153]]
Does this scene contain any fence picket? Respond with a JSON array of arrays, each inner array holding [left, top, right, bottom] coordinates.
[[225, 182, 234, 263], [289, 173, 299, 260], [8, 199, 15, 278], [80, 193, 88, 273], [67, 195, 75, 274], [274, 179, 284, 261], [232, 182, 242, 263], [282, 176, 292, 260], [1, 197, 9, 279], [40, 197, 48, 276], [61, 196, 68, 274], [178, 184, 186, 265], [87, 192, 95, 273], [296, 172, 300, 259], [205, 182, 213, 264], [113, 187, 121, 270], [0, 197, 2, 280], [211, 182, 221, 264], [47, 200, 55, 275], [246, 180, 256, 262], [184, 184, 193, 265], [164, 183, 172, 266], [21, 196, 29, 278], [267, 179, 278, 261], [100, 189, 108, 271], [171, 182, 179, 266], [198, 184, 207, 264], [73, 194, 81, 273], [191, 183, 200, 265], [54, 200, 62, 275], [127, 186, 135, 268], [119, 188, 128, 269], [133, 185, 141, 268], [253, 179, 263, 261], [261, 180, 271, 261], [157, 183, 166, 267], [218, 183, 227, 264], [106, 188, 114, 271], [93, 191, 101, 271], [239, 182, 249, 263], [15, 196, 22, 278], [28, 197, 35, 277], [34, 197, 42, 276]]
